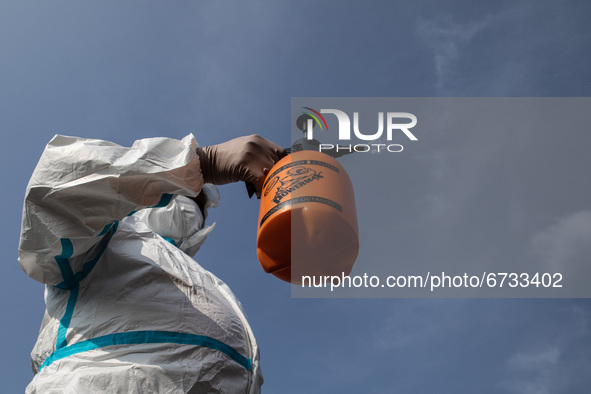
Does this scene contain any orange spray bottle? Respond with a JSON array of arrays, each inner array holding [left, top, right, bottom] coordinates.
[[255, 115, 359, 284]]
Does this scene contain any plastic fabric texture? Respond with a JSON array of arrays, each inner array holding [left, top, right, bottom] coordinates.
[[19, 134, 262, 393]]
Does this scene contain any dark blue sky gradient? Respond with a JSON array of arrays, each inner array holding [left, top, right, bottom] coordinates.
[[1, 1, 590, 392]]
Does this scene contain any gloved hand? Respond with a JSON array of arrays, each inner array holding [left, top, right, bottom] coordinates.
[[197, 134, 287, 198]]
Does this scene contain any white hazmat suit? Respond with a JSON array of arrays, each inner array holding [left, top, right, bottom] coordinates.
[[19, 134, 262, 393]]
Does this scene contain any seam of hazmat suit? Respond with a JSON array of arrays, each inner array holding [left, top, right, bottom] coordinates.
[[19, 134, 267, 393]]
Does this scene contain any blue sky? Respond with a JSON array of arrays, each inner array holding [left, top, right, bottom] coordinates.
[[1, 1, 590, 392]]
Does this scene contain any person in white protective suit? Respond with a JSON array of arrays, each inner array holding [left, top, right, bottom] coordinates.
[[19, 133, 286, 393]]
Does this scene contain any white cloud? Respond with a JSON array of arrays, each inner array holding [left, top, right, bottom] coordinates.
[[372, 299, 466, 349], [501, 346, 567, 394], [507, 347, 560, 371], [530, 210, 591, 271], [416, 15, 490, 89], [500, 303, 591, 394]]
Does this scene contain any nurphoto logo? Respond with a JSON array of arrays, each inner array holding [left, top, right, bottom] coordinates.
[[300, 107, 418, 153]]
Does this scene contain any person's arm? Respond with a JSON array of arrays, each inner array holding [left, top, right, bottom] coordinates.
[[19, 133, 285, 287], [19, 134, 205, 286]]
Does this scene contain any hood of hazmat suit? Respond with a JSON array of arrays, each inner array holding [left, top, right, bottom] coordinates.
[[18, 134, 262, 393]]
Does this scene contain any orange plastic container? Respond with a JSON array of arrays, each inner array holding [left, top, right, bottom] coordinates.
[[257, 150, 359, 284]]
